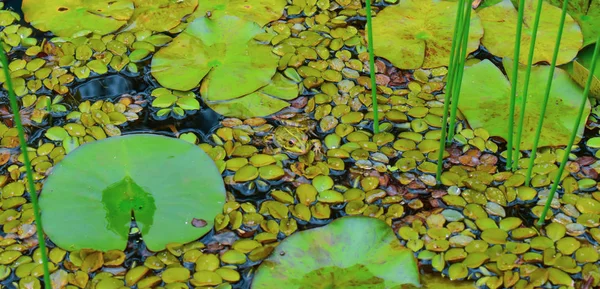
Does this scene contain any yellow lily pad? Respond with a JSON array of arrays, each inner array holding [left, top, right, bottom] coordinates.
[[125, 0, 198, 32], [372, 0, 483, 69], [458, 59, 590, 150], [194, 0, 286, 27], [569, 44, 600, 98], [478, 0, 583, 65], [22, 0, 134, 37], [545, 0, 599, 46]]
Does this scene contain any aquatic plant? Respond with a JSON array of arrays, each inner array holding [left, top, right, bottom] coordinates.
[[546, 0, 599, 46], [251, 216, 420, 288], [457, 59, 590, 150], [569, 44, 600, 98], [372, 0, 483, 69], [0, 39, 52, 286], [478, 0, 582, 65], [39, 134, 226, 251], [193, 0, 287, 27], [151, 16, 299, 118], [124, 0, 198, 32], [22, 0, 135, 37]]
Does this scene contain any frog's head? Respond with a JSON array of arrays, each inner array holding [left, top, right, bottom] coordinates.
[[274, 127, 310, 156]]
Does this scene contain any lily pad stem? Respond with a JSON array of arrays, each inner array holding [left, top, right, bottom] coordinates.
[[506, 0, 526, 170], [446, 2, 472, 142], [537, 35, 600, 226], [436, 0, 466, 183], [0, 42, 52, 288], [525, 0, 570, 186], [513, 0, 545, 170], [365, 0, 379, 133]]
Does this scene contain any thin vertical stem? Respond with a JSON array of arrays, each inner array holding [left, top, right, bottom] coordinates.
[[436, 0, 467, 183], [512, 0, 544, 170], [507, 0, 527, 170], [365, 0, 379, 133], [525, 0, 569, 185], [446, 2, 472, 142], [0, 42, 51, 288], [537, 36, 600, 226]]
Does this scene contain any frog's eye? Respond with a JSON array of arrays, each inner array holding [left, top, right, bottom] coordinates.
[[288, 139, 296, 146]]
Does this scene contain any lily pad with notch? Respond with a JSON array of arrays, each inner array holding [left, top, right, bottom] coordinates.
[[457, 59, 590, 150], [251, 216, 420, 289], [22, 0, 135, 37], [39, 134, 226, 252], [194, 0, 286, 27], [151, 15, 279, 97], [371, 0, 483, 69], [478, 0, 583, 65]]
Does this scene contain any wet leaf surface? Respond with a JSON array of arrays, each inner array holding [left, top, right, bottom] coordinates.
[[39, 134, 226, 251]]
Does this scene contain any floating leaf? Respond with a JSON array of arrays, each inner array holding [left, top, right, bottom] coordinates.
[[151, 15, 278, 96], [458, 59, 590, 150], [251, 216, 420, 289], [567, 44, 600, 98], [478, 0, 583, 65], [194, 0, 286, 27], [540, 0, 599, 46], [39, 134, 226, 251], [372, 0, 483, 69], [22, 0, 134, 37], [205, 72, 298, 118], [125, 0, 198, 32]]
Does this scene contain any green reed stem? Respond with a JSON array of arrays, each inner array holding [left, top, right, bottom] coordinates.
[[365, 0, 379, 133], [512, 0, 544, 170], [0, 43, 51, 287], [537, 36, 600, 226], [437, 0, 467, 183], [506, 0, 527, 170], [446, 2, 472, 142], [525, 0, 569, 186]]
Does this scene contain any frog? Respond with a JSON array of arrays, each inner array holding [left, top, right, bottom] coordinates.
[[261, 115, 322, 157]]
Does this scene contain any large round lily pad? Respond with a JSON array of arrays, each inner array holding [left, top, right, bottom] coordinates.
[[151, 15, 279, 98], [478, 0, 583, 65], [22, 0, 134, 37], [372, 0, 483, 69], [251, 216, 421, 289], [124, 0, 198, 32], [458, 59, 591, 150], [194, 0, 286, 27], [39, 134, 226, 252]]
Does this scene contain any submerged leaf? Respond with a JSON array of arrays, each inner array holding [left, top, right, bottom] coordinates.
[[151, 15, 278, 97], [478, 0, 583, 65], [372, 0, 483, 69], [458, 59, 590, 150], [125, 0, 198, 32], [251, 216, 420, 289], [40, 134, 226, 251], [22, 0, 134, 37]]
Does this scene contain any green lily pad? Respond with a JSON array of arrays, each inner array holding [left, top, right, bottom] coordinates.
[[567, 44, 600, 98], [22, 0, 134, 37], [204, 72, 298, 119], [478, 0, 583, 65], [372, 0, 483, 69], [194, 0, 286, 27], [251, 216, 421, 289], [151, 15, 278, 97], [457, 59, 590, 150], [39, 134, 226, 252], [124, 0, 198, 32]]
